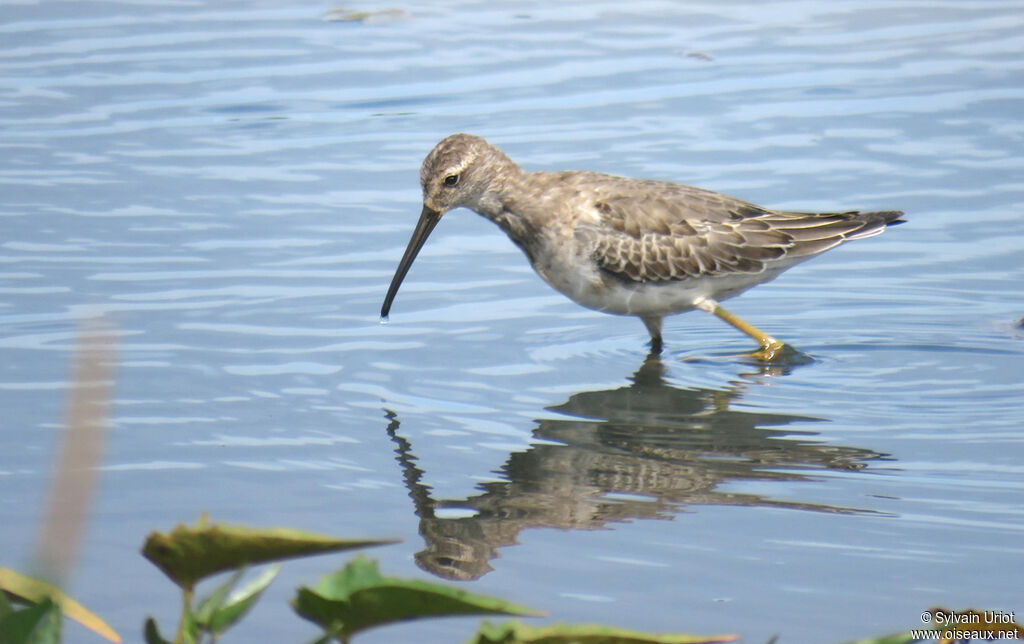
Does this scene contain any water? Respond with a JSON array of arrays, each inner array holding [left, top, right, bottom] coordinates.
[[2, 1, 1022, 642]]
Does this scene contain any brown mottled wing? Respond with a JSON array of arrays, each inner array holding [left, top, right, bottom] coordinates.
[[578, 179, 903, 283]]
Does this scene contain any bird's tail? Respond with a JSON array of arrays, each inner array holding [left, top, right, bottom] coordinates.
[[845, 210, 906, 240], [769, 209, 906, 258]]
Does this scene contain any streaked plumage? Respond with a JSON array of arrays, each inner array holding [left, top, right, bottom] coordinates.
[[382, 133, 904, 359]]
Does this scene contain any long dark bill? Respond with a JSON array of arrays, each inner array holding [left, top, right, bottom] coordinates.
[[380, 205, 442, 319]]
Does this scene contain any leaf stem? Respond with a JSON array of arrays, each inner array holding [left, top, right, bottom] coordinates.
[[175, 584, 194, 644]]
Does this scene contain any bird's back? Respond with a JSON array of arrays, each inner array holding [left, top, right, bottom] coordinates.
[[525, 171, 904, 283]]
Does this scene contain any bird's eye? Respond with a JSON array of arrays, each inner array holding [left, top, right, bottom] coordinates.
[[443, 174, 459, 187]]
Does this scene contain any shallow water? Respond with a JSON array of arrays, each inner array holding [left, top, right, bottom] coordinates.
[[2, 1, 1022, 642]]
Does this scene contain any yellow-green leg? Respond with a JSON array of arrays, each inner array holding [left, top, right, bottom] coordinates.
[[695, 297, 787, 361]]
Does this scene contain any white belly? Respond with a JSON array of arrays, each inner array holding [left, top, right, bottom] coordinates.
[[532, 252, 766, 317]]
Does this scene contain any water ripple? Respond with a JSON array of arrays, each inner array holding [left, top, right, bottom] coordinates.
[[2, 1, 1022, 642]]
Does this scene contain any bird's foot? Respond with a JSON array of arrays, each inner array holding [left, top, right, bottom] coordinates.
[[746, 340, 815, 368], [750, 339, 788, 362]]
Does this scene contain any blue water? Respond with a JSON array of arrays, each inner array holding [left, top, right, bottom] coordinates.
[[2, 1, 1022, 642]]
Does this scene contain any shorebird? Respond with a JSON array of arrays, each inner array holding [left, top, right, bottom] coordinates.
[[381, 134, 904, 360]]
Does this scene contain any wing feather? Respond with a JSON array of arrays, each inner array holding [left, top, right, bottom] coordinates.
[[575, 180, 902, 283]]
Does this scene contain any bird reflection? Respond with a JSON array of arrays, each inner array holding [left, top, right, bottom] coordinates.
[[383, 358, 888, 581]]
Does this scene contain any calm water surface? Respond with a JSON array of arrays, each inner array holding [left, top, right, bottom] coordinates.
[[2, 1, 1022, 642]]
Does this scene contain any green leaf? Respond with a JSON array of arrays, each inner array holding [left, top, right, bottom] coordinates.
[[143, 618, 173, 644], [193, 568, 246, 629], [0, 568, 120, 642], [0, 586, 13, 618], [141, 517, 399, 590], [293, 556, 543, 641], [179, 605, 199, 644], [467, 621, 739, 644], [203, 565, 280, 635], [0, 596, 62, 644]]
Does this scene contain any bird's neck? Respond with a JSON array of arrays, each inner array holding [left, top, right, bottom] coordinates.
[[472, 169, 544, 264]]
